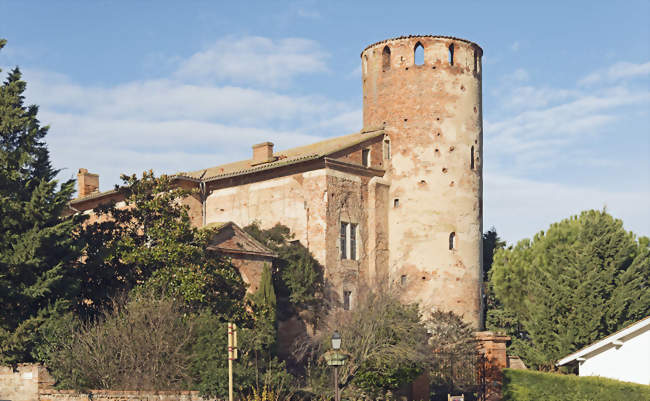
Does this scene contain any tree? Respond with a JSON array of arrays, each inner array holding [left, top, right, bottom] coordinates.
[[482, 227, 505, 281], [243, 222, 324, 322], [42, 294, 195, 390], [0, 39, 83, 364], [77, 171, 247, 319], [488, 209, 650, 369], [303, 291, 433, 399]]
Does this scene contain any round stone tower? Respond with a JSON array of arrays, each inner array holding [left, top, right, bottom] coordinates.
[[361, 36, 483, 328]]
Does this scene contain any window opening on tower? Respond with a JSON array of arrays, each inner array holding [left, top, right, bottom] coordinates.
[[382, 46, 391, 71], [383, 138, 391, 159], [471, 146, 475, 170], [448, 44, 454, 66], [414, 42, 424, 65], [449, 232, 456, 250]]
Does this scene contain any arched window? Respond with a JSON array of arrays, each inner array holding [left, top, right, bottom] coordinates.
[[449, 232, 456, 250], [382, 46, 391, 71], [414, 42, 424, 65], [470, 146, 475, 170], [363, 54, 368, 74], [448, 44, 454, 66]]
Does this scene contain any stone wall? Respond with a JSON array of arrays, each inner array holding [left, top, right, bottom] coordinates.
[[39, 390, 207, 401], [0, 364, 213, 401], [0, 364, 53, 401]]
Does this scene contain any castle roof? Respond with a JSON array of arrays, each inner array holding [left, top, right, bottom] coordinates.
[[176, 127, 385, 182], [70, 128, 385, 205]]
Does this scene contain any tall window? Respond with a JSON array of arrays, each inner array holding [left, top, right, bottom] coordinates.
[[340, 222, 348, 259], [343, 290, 352, 310], [384, 138, 391, 159], [350, 223, 357, 260], [340, 221, 359, 260], [382, 46, 391, 71], [362, 149, 370, 167], [449, 232, 456, 250]]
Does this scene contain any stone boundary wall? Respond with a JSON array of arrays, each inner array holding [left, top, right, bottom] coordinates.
[[0, 365, 218, 401], [39, 390, 209, 401]]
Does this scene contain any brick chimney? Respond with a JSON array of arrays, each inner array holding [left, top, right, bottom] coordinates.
[[77, 168, 99, 198], [252, 142, 275, 165]]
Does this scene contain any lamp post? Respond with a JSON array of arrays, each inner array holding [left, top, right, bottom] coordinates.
[[331, 331, 342, 401]]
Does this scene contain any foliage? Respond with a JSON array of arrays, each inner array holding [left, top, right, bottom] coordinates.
[[306, 291, 433, 399], [482, 227, 505, 281], [502, 369, 650, 401], [76, 171, 247, 319], [42, 295, 195, 390], [488, 209, 650, 369], [0, 39, 83, 364], [188, 309, 294, 398], [243, 222, 324, 321]]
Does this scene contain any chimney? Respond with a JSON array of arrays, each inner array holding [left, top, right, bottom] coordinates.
[[252, 142, 275, 165], [77, 168, 99, 198]]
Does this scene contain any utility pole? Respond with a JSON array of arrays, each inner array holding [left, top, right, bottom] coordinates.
[[228, 322, 238, 401]]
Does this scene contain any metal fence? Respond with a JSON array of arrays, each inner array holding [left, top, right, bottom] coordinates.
[[429, 352, 486, 401]]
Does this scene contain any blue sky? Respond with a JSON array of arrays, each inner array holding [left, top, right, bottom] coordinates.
[[1, 0, 648, 242]]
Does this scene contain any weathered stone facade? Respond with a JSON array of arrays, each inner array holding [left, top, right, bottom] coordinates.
[[69, 35, 484, 328], [362, 36, 484, 327]]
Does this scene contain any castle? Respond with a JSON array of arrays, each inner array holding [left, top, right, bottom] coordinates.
[[71, 35, 484, 329]]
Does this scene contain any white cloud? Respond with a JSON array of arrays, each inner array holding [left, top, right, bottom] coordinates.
[[175, 36, 329, 87], [485, 172, 650, 241], [578, 61, 650, 86], [510, 41, 521, 52], [14, 35, 358, 191], [511, 68, 529, 82]]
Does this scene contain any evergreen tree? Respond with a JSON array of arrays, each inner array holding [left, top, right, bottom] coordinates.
[[488, 209, 650, 369], [0, 39, 82, 364]]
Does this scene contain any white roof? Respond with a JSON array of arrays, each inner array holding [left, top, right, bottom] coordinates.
[[557, 316, 650, 366]]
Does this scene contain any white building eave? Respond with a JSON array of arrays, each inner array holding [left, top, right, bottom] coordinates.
[[557, 315, 650, 366]]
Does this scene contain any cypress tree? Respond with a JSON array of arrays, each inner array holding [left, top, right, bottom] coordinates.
[[0, 39, 81, 363]]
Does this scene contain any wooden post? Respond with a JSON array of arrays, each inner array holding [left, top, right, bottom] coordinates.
[[228, 323, 237, 401]]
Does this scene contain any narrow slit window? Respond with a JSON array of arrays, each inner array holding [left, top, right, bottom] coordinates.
[[350, 223, 357, 260], [363, 55, 368, 74], [448, 44, 454, 66], [384, 139, 391, 159], [414, 42, 424, 65], [449, 232, 456, 250], [470, 146, 475, 170], [343, 290, 351, 310], [340, 222, 348, 259], [362, 149, 370, 167], [382, 46, 391, 71], [394, 198, 400, 208], [401, 275, 407, 286]]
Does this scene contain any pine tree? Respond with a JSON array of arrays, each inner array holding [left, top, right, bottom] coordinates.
[[488, 209, 650, 369], [0, 39, 81, 364]]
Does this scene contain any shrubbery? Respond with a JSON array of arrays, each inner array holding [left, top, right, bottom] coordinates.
[[502, 369, 650, 401]]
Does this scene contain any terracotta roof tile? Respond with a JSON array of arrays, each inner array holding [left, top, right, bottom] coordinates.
[[177, 128, 385, 181]]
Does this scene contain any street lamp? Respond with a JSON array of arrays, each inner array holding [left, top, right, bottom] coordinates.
[[332, 330, 341, 350]]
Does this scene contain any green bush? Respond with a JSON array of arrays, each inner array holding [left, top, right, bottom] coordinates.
[[502, 368, 650, 401]]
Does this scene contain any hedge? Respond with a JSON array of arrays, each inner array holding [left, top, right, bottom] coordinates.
[[502, 368, 650, 401]]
